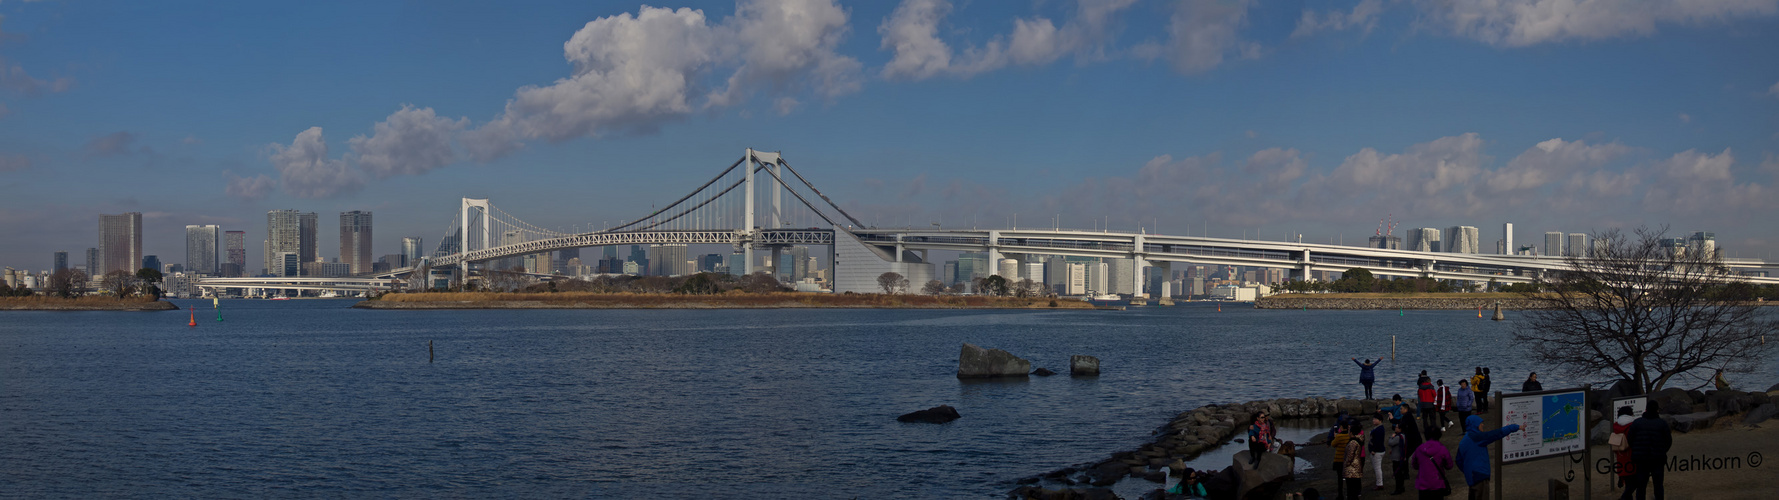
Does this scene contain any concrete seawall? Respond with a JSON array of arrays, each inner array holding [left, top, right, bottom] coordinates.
[[0, 300, 179, 311], [1255, 296, 1549, 310]]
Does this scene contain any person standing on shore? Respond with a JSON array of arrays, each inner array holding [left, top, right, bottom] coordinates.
[[1354, 357, 1382, 400], [1410, 428, 1453, 500], [1398, 408, 1425, 458], [1388, 424, 1410, 495], [1453, 380, 1475, 429], [1468, 368, 1486, 413], [1342, 421, 1367, 500], [1610, 406, 1636, 489], [1624, 401, 1673, 500], [1248, 410, 1276, 465], [1368, 414, 1388, 491], [1434, 380, 1454, 431], [1386, 394, 1410, 424], [1521, 372, 1543, 392], [1416, 375, 1437, 426], [1476, 368, 1492, 413], [1454, 415, 1522, 500]]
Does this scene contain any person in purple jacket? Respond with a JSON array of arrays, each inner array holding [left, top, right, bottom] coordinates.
[[1410, 427, 1454, 500]]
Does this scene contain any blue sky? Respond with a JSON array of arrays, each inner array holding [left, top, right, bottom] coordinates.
[[3, 0, 1778, 271]]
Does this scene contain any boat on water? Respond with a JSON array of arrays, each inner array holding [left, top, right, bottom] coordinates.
[[269, 297, 291, 301]]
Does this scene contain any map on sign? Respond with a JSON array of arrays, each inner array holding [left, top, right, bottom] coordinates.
[[1500, 389, 1587, 463]]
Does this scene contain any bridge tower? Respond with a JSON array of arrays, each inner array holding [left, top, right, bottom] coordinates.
[[461, 198, 490, 276]]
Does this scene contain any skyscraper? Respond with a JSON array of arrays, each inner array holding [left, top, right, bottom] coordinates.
[[224, 231, 246, 277], [85, 248, 99, 277], [53, 251, 68, 273], [266, 210, 317, 275], [98, 212, 142, 277], [1544, 232, 1564, 257], [402, 237, 424, 266], [1687, 231, 1716, 258], [185, 225, 221, 275], [1567, 233, 1589, 257], [1502, 223, 1514, 256], [1407, 227, 1442, 253], [1444, 226, 1479, 254], [142, 255, 161, 274], [339, 211, 373, 274]]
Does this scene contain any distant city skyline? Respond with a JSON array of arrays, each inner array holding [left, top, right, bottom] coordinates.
[[3, 1, 1778, 269]]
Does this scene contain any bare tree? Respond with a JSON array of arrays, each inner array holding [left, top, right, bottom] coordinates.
[[45, 269, 87, 298], [877, 272, 905, 294], [1513, 227, 1776, 393], [101, 270, 137, 297], [921, 279, 948, 295], [947, 282, 968, 294], [407, 261, 432, 291]]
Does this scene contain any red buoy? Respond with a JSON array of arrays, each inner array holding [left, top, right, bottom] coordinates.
[[188, 306, 197, 327]]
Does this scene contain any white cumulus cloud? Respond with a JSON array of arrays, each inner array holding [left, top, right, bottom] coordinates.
[[268, 127, 362, 199], [1292, 0, 1384, 38], [877, 0, 1138, 80], [1417, 0, 1779, 47], [349, 105, 467, 178], [1147, 0, 1261, 75]]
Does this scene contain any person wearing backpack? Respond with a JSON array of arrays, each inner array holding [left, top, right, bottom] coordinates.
[[1609, 406, 1636, 489], [1411, 427, 1454, 500], [1341, 421, 1368, 499]]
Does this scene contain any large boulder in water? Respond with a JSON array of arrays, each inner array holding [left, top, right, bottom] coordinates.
[[1071, 355, 1101, 376], [897, 405, 961, 424], [957, 343, 1031, 378]]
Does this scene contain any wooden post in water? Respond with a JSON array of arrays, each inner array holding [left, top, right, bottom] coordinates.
[[1391, 335, 1396, 362], [429, 340, 434, 363]]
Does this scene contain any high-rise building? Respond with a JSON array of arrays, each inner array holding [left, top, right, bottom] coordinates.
[[85, 248, 99, 278], [224, 231, 246, 277], [274, 252, 300, 277], [1368, 234, 1401, 250], [98, 212, 143, 277], [142, 255, 161, 274], [1687, 231, 1716, 258], [185, 225, 221, 275], [997, 258, 1019, 280], [402, 237, 424, 266], [652, 244, 689, 276], [339, 211, 373, 274], [1444, 226, 1479, 254], [266, 210, 317, 275], [1566, 233, 1589, 257], [1407, 227, 1441, 253], [53, 251, 68, 273], [1065, 263, 1087, 295], [1544, 232, 1564, 257], [1107, 257, 1135, 295], [956, 252, 987, 284], [942, 261, 958, 285], [628, 245, 649, 276], [1502, 223, 1514, 255]]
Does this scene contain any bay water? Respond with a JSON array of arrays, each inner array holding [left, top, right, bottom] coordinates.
[[3, 299, 1772, 497]]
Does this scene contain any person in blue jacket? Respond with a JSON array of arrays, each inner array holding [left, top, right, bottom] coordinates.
[[1453, 414, 1521, 500], [1353, 357, 1381, 400]]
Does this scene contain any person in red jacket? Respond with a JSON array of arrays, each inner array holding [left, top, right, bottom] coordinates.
[[1416, 373, 1436, 428], [1434, 380, 1454, 431], [1610, 406, 1636, 489]]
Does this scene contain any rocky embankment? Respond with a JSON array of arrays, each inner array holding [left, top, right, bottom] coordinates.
[[356, 293, 1096, 310], [1256, 295, 1549, 310], [1011, 396, 1385, 499], [0, 299, 178, 311]]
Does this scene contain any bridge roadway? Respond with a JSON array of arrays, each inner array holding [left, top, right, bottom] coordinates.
[[848, 228, 1779, 285], [378, 226, 1777, 286]]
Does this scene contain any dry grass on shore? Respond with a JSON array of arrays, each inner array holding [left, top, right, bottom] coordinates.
[[372, 291, 1094, 309], [0, 294, 164, 303], [1269, 292, 1531, 299]]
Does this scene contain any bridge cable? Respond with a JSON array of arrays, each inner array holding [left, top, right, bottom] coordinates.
[[630, 176, 750, 232], [606, 157, 747, 233], [773, 157, 868, 228], [751, 163, 839, 228]]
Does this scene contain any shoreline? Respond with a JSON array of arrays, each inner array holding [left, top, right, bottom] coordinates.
[[1258, 293, 1548, 310], [355, 292, 1098, 310], [0, 299, 179, 311]]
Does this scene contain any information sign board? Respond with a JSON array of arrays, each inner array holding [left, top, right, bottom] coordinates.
[[1499, 389, 1588, 463]]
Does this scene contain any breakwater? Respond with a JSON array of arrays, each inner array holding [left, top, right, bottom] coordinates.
[[1256, 295, 1548, 310], [355, 292, 1095, 310]]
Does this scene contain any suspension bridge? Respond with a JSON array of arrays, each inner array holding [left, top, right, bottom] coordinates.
[[201, 148, 1779, 296]]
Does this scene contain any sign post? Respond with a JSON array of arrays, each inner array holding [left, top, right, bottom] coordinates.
[[1495, 387, 1592, 499]]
